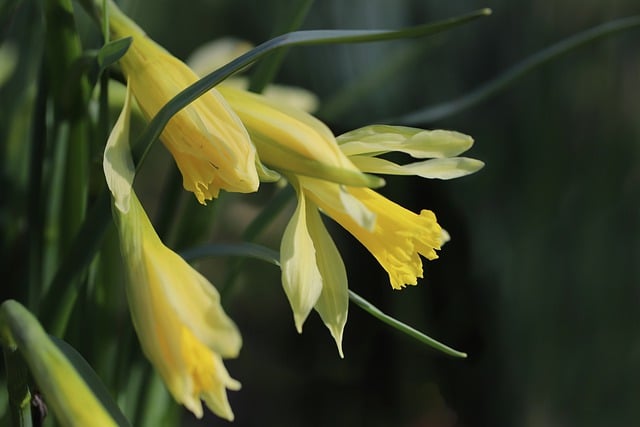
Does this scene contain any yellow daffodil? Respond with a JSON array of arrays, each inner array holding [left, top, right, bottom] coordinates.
[[104, 87, 242, 420], [218, 86, 483, 354], [218, 85, 383, 189], [0, 300, 119, 427], [106, 1, 259, 204]]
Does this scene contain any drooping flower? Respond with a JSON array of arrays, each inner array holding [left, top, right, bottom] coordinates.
[[218, 85, 483, 354], [106, 1, 259, 204], [104, 86, 242, 420]]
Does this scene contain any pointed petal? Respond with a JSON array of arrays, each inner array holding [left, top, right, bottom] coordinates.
[[337, 125, 474, 159], [280, 187, 323, 332], [219, 86, 384, 188], [350, 155, 485, 179], [103, 84, 134, 213], [303, 182, 443, 289], [200, 354, 242, 421], [306, 205, 349, 358]]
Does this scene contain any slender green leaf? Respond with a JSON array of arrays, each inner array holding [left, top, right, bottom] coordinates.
[[393, 14, 640, 124], [221, 185, 295, 293], [181, 243, 281, 267], [348, 291, 467, 358], [97, 37, 132, 71], [134, 8, 492, 172], [50, 336, 131, 427], [40, 192, 112, 329]]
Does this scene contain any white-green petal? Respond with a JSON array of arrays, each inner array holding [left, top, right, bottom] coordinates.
[[280, 190, 323, 333], [337, 125, 474, 159], [350, 155, 485, 180], [103, 84, 135, 213], [301, 177, 377, 232], [305, 204, 349, 358]]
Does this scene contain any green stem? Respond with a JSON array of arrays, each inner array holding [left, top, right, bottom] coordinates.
[[132, 8, 491, 174], [220, 185, 294, 295], [348, 290, 467, 358], [26, 69, 48, 311], [60, 121, 89, 254], [42, 0, 91, 336], [2, 347, 33, 427], [41, 191, 112, 335], [153, 166, 185, 244]]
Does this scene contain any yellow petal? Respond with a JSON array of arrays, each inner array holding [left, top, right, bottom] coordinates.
[[104, 73, 241, 420], [350, 155, 485, 179], [302, 177, 442, 289], [280, 181, 323, 332], [219, 85, 382, 188], [338, 125, 474, 159], [118, 193, 242, 420], [103, 83, 134, 213], [305, 204, 349, 357], [108, 3, 259, 203]]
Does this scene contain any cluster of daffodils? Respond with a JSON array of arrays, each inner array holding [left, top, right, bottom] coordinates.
[[102, 1, 483, 421]]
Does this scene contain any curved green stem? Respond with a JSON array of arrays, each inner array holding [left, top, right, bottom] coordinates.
[[133, 8, 491, 174], [348, 291, 467, 358]]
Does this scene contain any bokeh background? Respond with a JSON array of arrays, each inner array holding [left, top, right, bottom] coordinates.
[[4, 0, 640, 426], [108, 0, 640, 426]]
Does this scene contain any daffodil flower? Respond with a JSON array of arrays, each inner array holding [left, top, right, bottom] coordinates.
[[218, 86, 483, 355], [218, 85, 383, 189], [106, 1, 259, 204], [104, 86, 242, 420]]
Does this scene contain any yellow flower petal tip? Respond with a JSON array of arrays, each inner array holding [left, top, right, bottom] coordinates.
[[219, 85, 377, 188], [120, 195, 243, 420], [106, 1, 259, 203], [301, 179, 442, 290]]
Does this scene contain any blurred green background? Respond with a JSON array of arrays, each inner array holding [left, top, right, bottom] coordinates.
[[4, 0, 640, 426]]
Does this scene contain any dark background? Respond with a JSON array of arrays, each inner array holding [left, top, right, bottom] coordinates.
[[124, 0, 640, 426]]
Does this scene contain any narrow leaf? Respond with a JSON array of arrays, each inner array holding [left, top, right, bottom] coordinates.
[[50, 336, 132, 427], [181, 243, 281, 267], [348, 291, 467, 358], [393, 14, 640, 124], [134, 8, 492, 171], [97, 36, 132, 71]]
